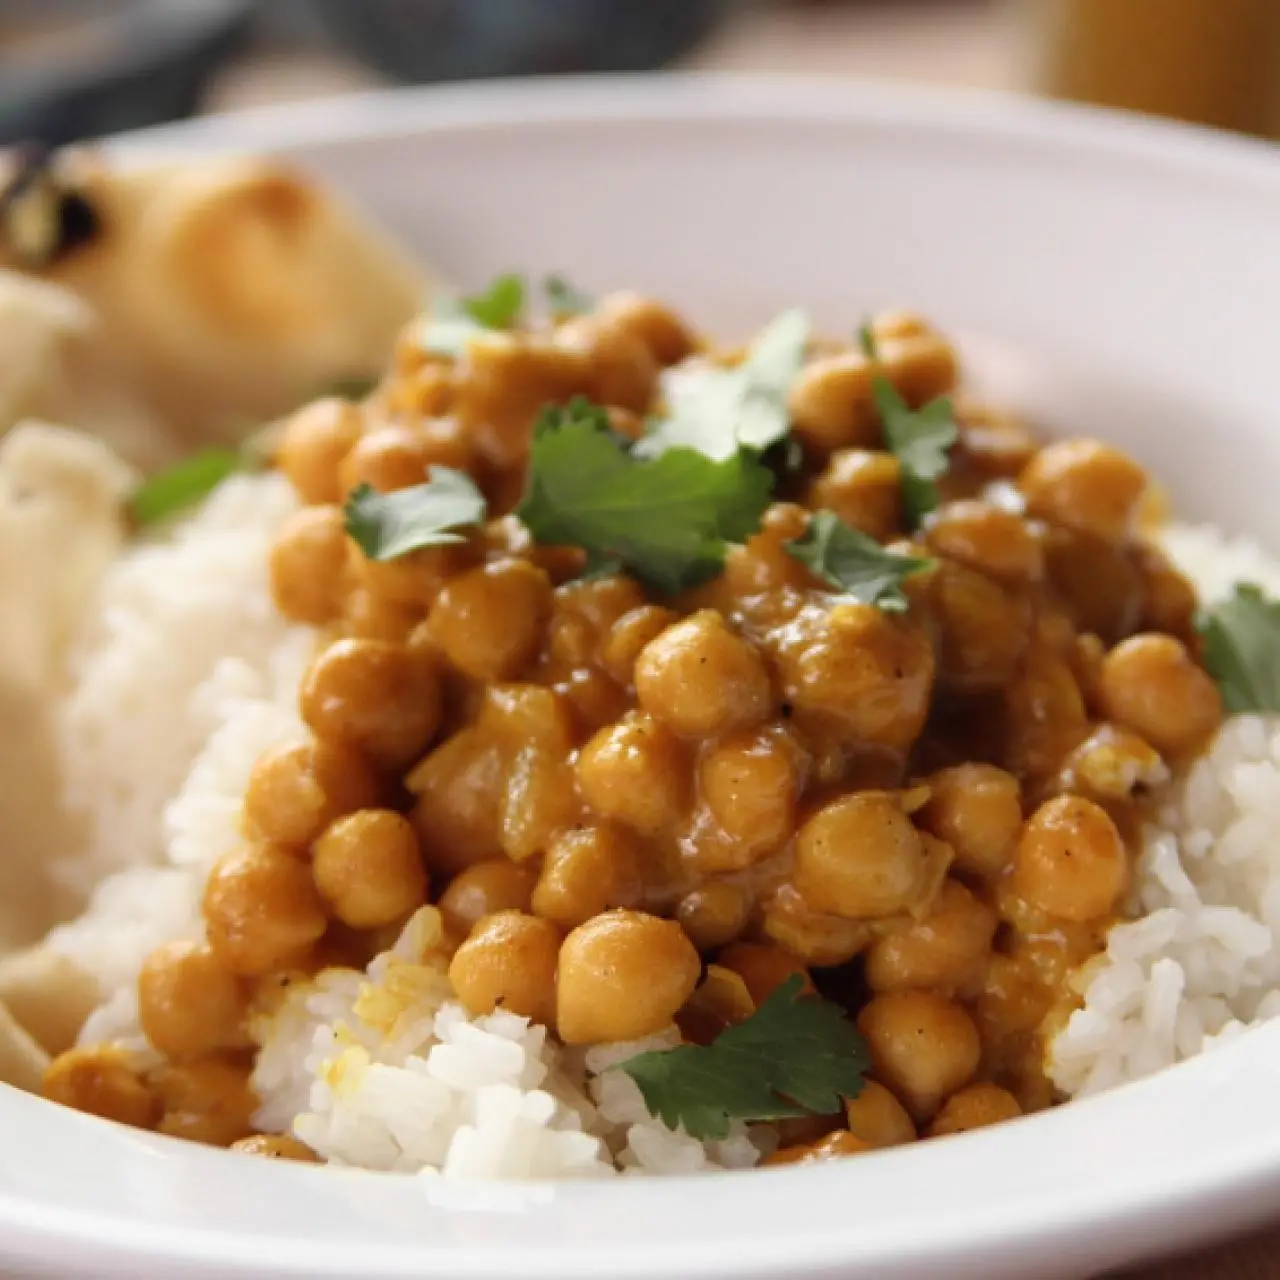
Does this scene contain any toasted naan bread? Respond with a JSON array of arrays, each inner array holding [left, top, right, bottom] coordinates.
[[0, 149, 428, 464]]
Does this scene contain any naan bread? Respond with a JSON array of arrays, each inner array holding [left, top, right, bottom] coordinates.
[[0, 424, 132, 952], [1, 149, 427, 464]]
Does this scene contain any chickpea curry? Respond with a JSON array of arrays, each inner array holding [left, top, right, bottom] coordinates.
[[44, 274, 1241, 1167]]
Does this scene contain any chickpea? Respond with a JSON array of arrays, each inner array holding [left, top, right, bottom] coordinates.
[[277, 397, 362, 505], [243, 740, 381, 851], [917, 764, 1022, 880], [1010, 794, 1128, 923], [794, 793, 934, 921], [773, 602, 935, 752], [864, 879, 996, 995], [602, 605, 680, 687], [427, 558, 552, 681], [154, 1056, 258, 1147], [760, 883, 874, 967], [877, 331, 959, 409], [438, 858, 537, 938], [806, 450, 903, 541], [356, 540, 478, 612], [1020, 439, 1147, 542], [501, 746, 581, 864], [312, 810, 428, 929], [1042, 527, 1143, 644], [342, 588, 420, 644], [844, 1080, 916, 1148], [675, 883, 752, 951], [458, 332, 593, 467], [925, 501, 1044, 586], [1056, 723, 1166, 803], [559, 313, 659, 413], [557, 910, 700, 1044], [953, 404, 1038, 480], [924, 560, 1033, 694], [928, 1083, 1021, 1137], [409, 727, 506, 876], [1003, 640, 1091, 781], [1136, 544, 1198, 639], [268, 506, 350, 625], [716, 942, 814, 1006], [448, 911, 560, 1028], [231, 1134, 319, 1162], [1097, 633, 1223, 757], [788, 352, 878, 451], [763, 1131, 872, 1166], [43, 1046, 158, 1129], [575, 712, 689, 836], [138, 941, 250, 1061], [858, 991, 981, 1122], [300, 638, 441, 770], [597, 292, 695, 366], [531, 825, 643, 929], [634, 611, 774, 739], [338, 424, 434, 495], [696, 728, 799, 870], [203, 844, 328, 975]]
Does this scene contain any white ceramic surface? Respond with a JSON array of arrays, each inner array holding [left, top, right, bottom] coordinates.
[[5, 74, 1280, 1280]]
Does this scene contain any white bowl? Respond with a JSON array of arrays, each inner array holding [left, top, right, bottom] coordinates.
[[7, 73, 1280, 1280]]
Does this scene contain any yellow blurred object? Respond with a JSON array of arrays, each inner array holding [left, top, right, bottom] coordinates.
[[1029, 0, 1280, 137]]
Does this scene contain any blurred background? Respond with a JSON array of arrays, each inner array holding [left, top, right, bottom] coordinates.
[[1, 0, 1278, 147]]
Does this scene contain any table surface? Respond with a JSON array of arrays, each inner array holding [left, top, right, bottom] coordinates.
[[184, 5, 1274, 1280]]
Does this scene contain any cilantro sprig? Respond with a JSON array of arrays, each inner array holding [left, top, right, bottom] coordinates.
[[1198, 583, 1280, 714], [616, 976, 868, 1141], [418, 272, 527, 356], [786, 510, 932, 612], [516, 399, 773, 594], [344, 467, 487, 561], [129, 448, 244, 528], [862, 324, 958, 528], [639, 309, 810, 461]]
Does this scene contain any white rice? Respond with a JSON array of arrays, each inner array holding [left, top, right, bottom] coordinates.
[[1049, 525, 1280, 1094], [46, 483, 1280, 1177]]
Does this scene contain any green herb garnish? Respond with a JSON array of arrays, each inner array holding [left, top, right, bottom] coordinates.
[[129, 448, 244, 528], [639, 309, 810, 461], [1198, 583, 1280, 714], [343, 467, 487, 561], [544, 273, 595, 318], [418, 272, 527, 356], [515, 398, 773, 594], [616, 976, 869, 1142], [859, 319, 957, 528], [786, 510, 932, 612]]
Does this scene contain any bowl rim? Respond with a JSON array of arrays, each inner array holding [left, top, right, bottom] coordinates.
[[10, 71, 1280, 1280]]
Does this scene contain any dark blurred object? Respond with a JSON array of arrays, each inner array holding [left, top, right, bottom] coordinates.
[[0, 0, 735, 148], [306, 0, 733, 83], [1029, 0, 1280, 138], [0, 0, 254, 145]]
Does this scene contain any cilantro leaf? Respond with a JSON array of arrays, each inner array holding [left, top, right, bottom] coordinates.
[[461, 272, 525, 328], [858, 321, 878, 360], [786, 510, 933, 612], [516, 398, 773, 595], [129, 448, 243, 528], [616, 976, 868, 1141], [1198, 583, 1280, 714], [418, 273, 527, 356], [544, 273, 594, 317], [873, 379, 958, 529], [639, 309, 810, 461], [344, 467, 487, 561]]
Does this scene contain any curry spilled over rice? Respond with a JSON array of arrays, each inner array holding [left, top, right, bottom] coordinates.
[[37, 278, 1280, 1175]]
